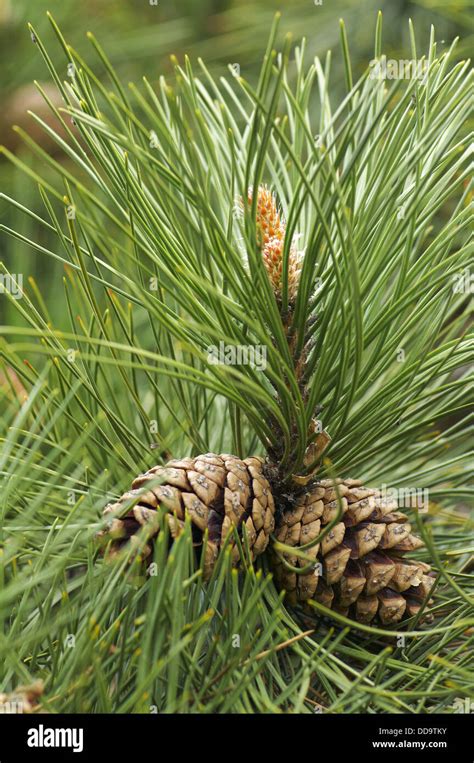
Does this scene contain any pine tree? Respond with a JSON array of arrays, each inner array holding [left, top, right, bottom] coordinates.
[[0, 12, 472, 712], [99, 187, 434, 624]]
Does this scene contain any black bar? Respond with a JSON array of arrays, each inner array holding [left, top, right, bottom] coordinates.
[[0, 712, 470, 761]]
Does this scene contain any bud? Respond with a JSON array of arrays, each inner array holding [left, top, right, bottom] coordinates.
[[247, 185, 303, 303]]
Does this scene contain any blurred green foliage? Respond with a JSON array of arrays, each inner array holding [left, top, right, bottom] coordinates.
[[1, 0, 471, 97]]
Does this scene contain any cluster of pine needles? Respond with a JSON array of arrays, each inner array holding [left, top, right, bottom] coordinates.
[[0, 12, 472, 712]]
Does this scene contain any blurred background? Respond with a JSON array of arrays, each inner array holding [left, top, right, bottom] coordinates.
[[0, 0, 472, 330]]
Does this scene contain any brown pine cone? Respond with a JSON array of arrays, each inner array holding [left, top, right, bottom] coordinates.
[[99, 454, 275, 579], [99, 454, 433, 624], [270, 479, 435, 625]]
